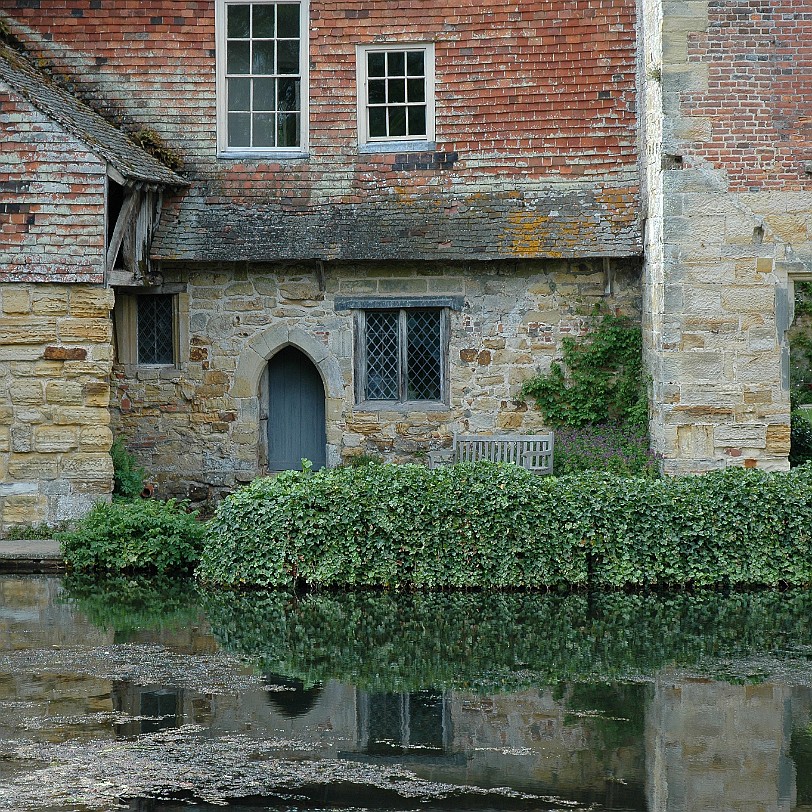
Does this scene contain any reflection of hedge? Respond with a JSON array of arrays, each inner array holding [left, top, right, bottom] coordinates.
[[199, 463, 812, 588], [62, 574, 201, 636], [200, 588, 812, 691]]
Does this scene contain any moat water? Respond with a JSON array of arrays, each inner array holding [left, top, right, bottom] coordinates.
[[2, 574, 812, 811]]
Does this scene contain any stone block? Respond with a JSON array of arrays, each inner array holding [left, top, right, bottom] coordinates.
[[0, 317, 58, 344], [82, 382, 110, 407], [9, 380, 43, 406], [721, 285, 775, 314], [43, 346, 87, 361], [2, 494, 47, 527], [57, 317, 112, 343], [714, 424, 766, 448], [2, 288, 30, 315], [31, 288, 69, 316], [765, 424, 791, 455], [7, 454, 59, 480], [70, 286, 115, 318], [53, 407, 110, 426], [33, 425, 79, 453], [677, 425, 714, 458], [62, 453, 114, 480], [45, 381, 84, 406]]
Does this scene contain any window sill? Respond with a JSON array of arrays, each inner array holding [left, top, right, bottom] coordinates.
[[358, 140, 436, 155], [355, 400, 451, 413], [217, 150, 309, 161]]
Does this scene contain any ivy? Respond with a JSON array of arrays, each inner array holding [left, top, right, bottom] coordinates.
[[520, 313, 647, 429], [198, 462, 812, 589]]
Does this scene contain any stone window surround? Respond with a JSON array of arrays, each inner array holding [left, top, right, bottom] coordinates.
[[113, 286, 190, 370], [215, 0, 310, 159], [355, 42, 436, 153]]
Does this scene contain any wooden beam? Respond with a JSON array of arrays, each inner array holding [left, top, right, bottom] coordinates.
[[105, 191, 139, 274]]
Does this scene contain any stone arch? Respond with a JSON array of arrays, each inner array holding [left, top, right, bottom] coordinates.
[[232, 326, 345, 473]]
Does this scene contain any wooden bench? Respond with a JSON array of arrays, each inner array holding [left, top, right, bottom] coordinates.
[[428, 432, 554, 475]]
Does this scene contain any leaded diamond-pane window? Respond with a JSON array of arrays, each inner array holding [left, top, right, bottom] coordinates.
[[137, 295, 174, 365], [360, 309, 445, 403]]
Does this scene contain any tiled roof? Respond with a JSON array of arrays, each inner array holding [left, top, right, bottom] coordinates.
[[151, 182, 643, 262], [0, 42, 186, 187]]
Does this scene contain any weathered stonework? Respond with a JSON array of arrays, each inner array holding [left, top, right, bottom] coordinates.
[[641, 0, 812, 473], [0, 284, 114, 529], [111, 259, 641, 499]]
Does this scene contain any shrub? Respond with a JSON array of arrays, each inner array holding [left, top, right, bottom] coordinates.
[[553, 422, 660, 477], [61, 498, 205, 573], [110, 438, 146, 498], [198, 462, 812, 589], [790, 410, 812, 467]]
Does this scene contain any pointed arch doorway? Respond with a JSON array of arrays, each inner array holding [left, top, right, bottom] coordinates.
[[266, 346, 327, 471]]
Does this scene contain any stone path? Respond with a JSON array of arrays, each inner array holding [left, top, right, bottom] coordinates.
[[0, 539, 64, 573]]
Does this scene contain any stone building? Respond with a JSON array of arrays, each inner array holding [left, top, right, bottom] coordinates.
[[0, 0, 808, 526]]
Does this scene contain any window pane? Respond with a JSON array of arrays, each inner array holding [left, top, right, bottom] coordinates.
[[368, 107, 387, 138], [227, 4, 250, 38], [388, 106, 407, 137], [277, 3, 300, 37], [227, 77, 251, 111], [253, 77, 276, 110], [365, 312, 399, 400], [277, 112, 300, 146], [227, 40, 250, 74], [253, 113, 276, 146], [277, 77, 300, 111], [408, 105, 426, 136], [252, 4, 275, 37], [368, 79, 386, 105], [277, 40, 299, 74], [406, 51, 424, 77], [252, 40, 275, 74], [388, 77, 405, 104], [406, 78, 425, 103], [228, 112, 251, 146], [406, 310, 441, 401], [368, 52, 385, 77], [387, 51, 405, 76], [137, 296, 174, 365]]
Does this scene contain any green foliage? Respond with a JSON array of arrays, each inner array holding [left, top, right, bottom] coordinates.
[[61, 573, 201, 637], [553, 422, 660, 477], [790, 410, 812, 467], [790, 282, 812, 408], [199, 463, 812, 589], [200, 587, 812, 692], [521, 313, 647, 429], [110, 438, 146, 499], [61, 498, 205, 573], [2, 522, 65, 540]]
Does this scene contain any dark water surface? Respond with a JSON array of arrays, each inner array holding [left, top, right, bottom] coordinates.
[[2, 575, 812, 811]]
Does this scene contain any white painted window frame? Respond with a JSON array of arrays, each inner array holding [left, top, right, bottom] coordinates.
[[215, 0, 310, 158], [355, 42, 436, 152]]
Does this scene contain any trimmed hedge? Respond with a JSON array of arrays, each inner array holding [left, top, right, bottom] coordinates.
[[198, 462, 812, 588]]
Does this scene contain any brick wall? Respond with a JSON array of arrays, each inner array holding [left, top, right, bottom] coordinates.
[[1, 0, 642, 259], [0, 80, 106, 283]]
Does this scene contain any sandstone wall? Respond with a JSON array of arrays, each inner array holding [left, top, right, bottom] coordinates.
[[111, 259, 640, 500], [642, 0, 812, 472], [0, 284, 114, 530]]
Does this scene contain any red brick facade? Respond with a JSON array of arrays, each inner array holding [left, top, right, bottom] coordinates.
[[684, 0, 812, 192], [1, 0, 641, 260]]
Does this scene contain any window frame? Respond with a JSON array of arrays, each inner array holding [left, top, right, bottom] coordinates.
[[354, 307, 449, 408], [355, 42, 436, 152], [215, 0, 310, 158], [114, 289, 189, 369]]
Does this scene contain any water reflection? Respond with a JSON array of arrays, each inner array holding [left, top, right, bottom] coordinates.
[[1, 575, 812, 811]]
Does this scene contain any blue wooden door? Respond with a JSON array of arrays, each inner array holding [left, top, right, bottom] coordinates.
[[267, 347, 327, 471]]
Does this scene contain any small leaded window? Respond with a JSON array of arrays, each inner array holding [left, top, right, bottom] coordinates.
[[137, 295, 174, 365], [221, 1, 304, 150], [359, 309, 445, 403]]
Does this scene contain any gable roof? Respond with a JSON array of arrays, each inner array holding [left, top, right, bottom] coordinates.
[[0, 42, 187, 188]]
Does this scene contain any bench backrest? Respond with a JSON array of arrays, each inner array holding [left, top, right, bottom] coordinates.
[[453, 433, 554, 473]]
